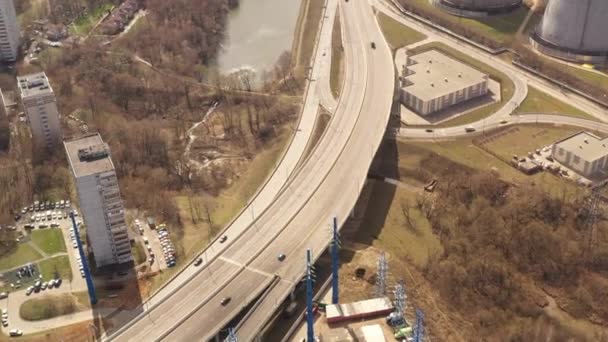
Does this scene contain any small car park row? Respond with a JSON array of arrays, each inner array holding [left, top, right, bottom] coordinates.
[[157, 224, 176, 268], [25, 278, 63, 296]]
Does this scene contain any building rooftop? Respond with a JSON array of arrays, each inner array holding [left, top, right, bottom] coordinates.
[[326, 297, 393, 323], [554, 131, 608, 161], [402, 50, 488, 101], [17, 72, 54, 98], [64, 133, 115, 178]]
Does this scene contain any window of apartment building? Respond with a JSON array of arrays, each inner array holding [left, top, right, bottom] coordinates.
[[558, 148, 564, 156], [573, 155, 580, 164]]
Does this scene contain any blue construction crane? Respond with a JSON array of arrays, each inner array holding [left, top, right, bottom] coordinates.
[[331, 216, 341, 304], [306, 249, 316, 342], [70, 212, 97, 305]]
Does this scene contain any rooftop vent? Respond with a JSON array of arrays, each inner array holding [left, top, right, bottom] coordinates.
[[584, 138, 589, 144], [78, 143, 109, 161], [430, 83, 434, 87], [444, 78, 448, 82], [458, 73, 462, 78]]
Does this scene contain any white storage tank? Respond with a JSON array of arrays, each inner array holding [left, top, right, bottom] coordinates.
[[533, 0, 608, 63]]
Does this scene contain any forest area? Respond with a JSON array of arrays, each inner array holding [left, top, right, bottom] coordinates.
[[1, 0, 304, 265], [401, 150, 608, 341]]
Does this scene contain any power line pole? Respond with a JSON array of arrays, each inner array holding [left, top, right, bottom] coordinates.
[[414, 308, 425, 342], [584, 188, 601, 262], [375, 252, 388, 297], [227, 328, 237, 342], [393, 280, 407, 323], [331, 216, 341, 304]]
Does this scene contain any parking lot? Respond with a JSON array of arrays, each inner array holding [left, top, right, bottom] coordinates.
[[130, 218, 177, 272]]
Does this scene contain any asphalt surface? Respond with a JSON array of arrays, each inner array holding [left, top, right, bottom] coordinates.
[[106, 1, 608, 341], [108, 0, 394, 339]]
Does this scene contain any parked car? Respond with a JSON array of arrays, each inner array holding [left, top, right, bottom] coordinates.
[[220, 297, 231, 306], [194, 258, 203, 266], [9, 329, 23, 336]]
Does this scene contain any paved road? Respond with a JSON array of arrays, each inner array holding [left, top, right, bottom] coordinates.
[[104, 0, 342, 340], [375, 0, 608, 123], [108, 0, 394, 339], [105, 1, 608, 341]]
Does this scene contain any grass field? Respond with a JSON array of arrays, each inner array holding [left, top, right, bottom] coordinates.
[[38, 255, 73, 281], [0, 244, 43, 271], [377, 12, 427, 50], [515, 86, 601, 122], [71, 3, 114, 36], [482, 125, 581, 161], [404, 0, 530, 44], [330, 12, 344, 98], [295, 0, 325, 73], [301, 109, 331, 164], [406, 42, 515, 127], [354, 180, 442, 268], [398, 125, 586, 198], [31, 229, 67, 255], [132, 241, 147, 265], [20, 294, 81, 321]]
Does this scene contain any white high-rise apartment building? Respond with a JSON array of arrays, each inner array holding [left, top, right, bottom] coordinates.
[[18, 72, 62, 150], [0, 0, 20, 61], [65, 134, 133, 267]]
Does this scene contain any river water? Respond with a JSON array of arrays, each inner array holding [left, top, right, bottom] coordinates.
[[218, 0, 301, 76]]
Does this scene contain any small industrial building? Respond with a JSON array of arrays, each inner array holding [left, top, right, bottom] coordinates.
[[326, 297, 393, 324], [552, 132, 608, 179], [399, 50, 489, 116]]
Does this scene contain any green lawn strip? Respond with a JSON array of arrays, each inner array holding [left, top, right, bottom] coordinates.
[[397, 125, 585, 198], [38, 255, 73, 281], [132, 241, 147, 265], [377, 12, 426, 50], [19, 293, 82, 321], [406, 42, 515, 128], [71, 3, 114, 36], [516, 86, 601, 122], [0, 244, 43, 271], [297, 0, 325, 73], [31, 229, 67, 255], [354, 180, 442, 268], [330, 11, 344, 98], [403, 0, 528, 44]]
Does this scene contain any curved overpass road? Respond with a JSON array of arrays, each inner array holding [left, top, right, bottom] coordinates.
[[105, 0, 340, 339], [400, 114, 608, 140], [374, 0, 608, 122], [109, 0, 395, 339]]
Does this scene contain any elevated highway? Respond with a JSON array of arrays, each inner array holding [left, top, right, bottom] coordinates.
[[107, 0, 394, 339]]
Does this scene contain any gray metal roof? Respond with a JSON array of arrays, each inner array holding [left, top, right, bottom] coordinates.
[[401, 50, 488, 102], [17, 72, 54, 98], [64, 133, 115, 178], [554, 131, 608, 162]]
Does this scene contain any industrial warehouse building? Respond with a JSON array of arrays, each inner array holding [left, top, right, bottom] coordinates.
[[399, 50, 489, 116], [552, 132, 608, 179]]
